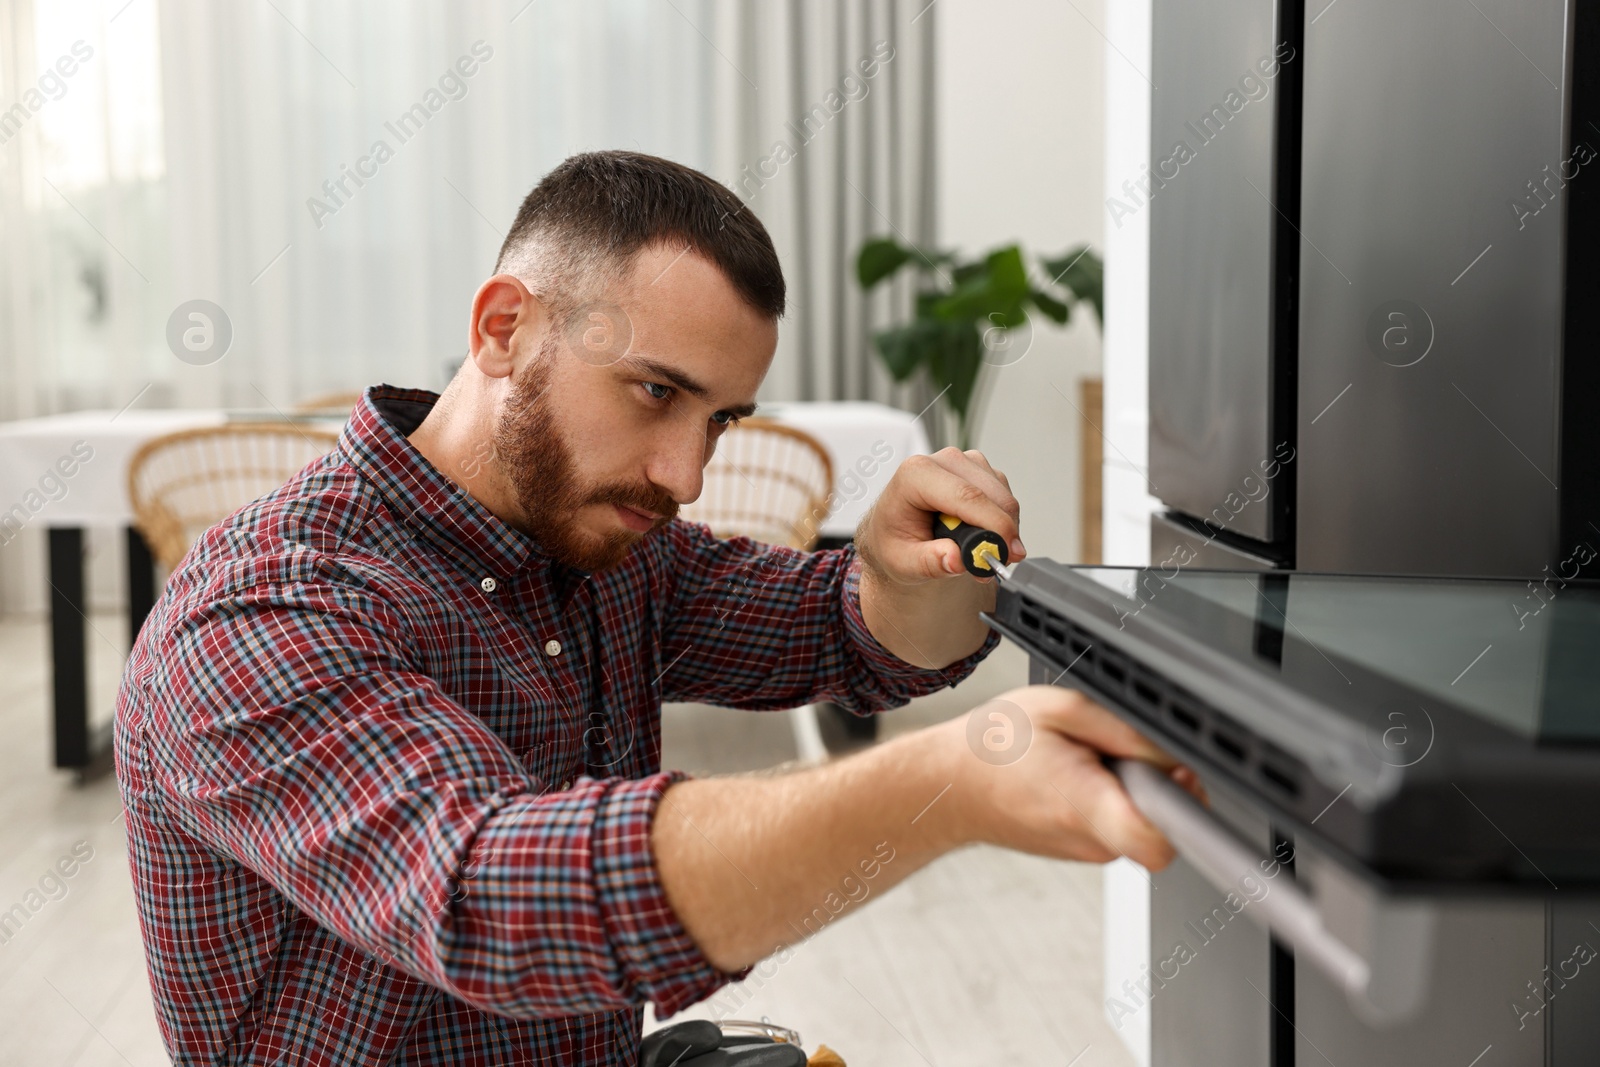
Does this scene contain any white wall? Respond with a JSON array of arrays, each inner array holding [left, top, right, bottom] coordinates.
[[1101, 3, 1161, 571], [1100, 0, 1157, 1063], [935, 0, 1105, 565], [939, 4, 1154, 1064]]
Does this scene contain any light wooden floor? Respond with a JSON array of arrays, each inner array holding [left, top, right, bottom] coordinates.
[[0, 614, 1132, 1066]]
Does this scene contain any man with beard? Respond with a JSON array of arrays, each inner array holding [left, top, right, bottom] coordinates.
[[116, 151, 1189, 1066]]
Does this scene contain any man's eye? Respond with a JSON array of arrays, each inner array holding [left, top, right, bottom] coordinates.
[[711, 411, 742, 427], [642, 382, 671, 401]]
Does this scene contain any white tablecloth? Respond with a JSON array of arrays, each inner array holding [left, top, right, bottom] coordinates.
[[0, 410, 227, 527], [0, 401, 929, 539]]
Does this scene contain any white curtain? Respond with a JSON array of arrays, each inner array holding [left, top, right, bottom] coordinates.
[[2, 0, 721, 419], [709, 0, 948, 441], [0, 0, 938, 613]]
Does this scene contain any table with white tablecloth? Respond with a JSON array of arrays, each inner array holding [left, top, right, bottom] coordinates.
[[0, 399, 931, 771], [0, 409, 234, 524], [0, 409, 331, 772], [755, 400, 933, 541]]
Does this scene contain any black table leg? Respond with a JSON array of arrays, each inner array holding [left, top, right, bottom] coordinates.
[[47, 526, 113, 776], [819, 702, 879, 745], [127, 526, 157, 642], [49, 527, 89, 769]]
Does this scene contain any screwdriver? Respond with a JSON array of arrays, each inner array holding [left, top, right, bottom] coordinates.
[[932, 513, 1015, 581]]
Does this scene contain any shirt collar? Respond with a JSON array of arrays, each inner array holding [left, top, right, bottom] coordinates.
[[339, 384, 591, 593]]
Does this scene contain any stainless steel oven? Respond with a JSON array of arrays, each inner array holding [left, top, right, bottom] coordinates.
[[991, 562, 1600, 1065]]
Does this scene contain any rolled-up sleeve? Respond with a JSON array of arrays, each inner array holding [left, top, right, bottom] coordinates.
[[142, 578, 730, 1021], [650, 520, 998, 712]]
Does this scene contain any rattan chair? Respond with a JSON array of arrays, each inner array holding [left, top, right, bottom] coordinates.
[[127, 424, 342, 570], [680, 418, 834, 551]]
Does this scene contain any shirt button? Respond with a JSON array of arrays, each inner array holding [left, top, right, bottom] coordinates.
[[544, 639, 562, 656], [480, 577, 497, 593], [560, 779, 573, 790]]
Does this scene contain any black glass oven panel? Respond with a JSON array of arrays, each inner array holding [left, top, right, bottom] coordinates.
[[1069, 567, 1600, 743]]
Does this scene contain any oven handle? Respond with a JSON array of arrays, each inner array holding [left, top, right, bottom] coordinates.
[[1114, 759, 1434, 1025]]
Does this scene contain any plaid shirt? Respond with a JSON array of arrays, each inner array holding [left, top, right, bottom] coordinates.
[[115, 385, 995, 1066]]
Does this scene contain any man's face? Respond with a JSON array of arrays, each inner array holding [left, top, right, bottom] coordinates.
[[493, 245, 777, 572]]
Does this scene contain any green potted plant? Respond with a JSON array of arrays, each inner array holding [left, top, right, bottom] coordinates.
[[855, 238, 1103, 449]]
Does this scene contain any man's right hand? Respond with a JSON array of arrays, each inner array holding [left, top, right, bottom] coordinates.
[[923, 684, 1202, 871]]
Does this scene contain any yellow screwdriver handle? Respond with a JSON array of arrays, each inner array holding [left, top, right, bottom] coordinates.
[[932, 513, 1010, 578]]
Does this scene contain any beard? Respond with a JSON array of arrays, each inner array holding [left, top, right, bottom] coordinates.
[[493, 341, 680, 572]]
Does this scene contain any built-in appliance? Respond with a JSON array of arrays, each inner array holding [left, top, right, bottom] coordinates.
[[1148, 0, 1600, 578], [990, 562, 1600, 1064], [1088, 0, 1600, 1061]]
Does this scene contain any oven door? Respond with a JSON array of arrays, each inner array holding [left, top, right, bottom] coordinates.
[[998, 561, 1600, 1066]]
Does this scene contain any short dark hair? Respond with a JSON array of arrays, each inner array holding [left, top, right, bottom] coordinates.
[[494, 150, 785, 322]]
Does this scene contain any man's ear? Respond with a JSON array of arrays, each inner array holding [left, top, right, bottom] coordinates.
[[469, 273, 543, 381]]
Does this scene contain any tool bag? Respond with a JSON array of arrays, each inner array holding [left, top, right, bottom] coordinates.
[[640, 1018, 844, 1066]]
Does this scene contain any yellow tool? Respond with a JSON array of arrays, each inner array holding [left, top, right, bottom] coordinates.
[[932, 513, 1014, 580]]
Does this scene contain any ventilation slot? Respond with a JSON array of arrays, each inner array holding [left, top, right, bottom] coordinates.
[[1260, 762, 1301, 798], [1258, 742, 1304, 798], [1210, 728, 1249, 765], [1131, 678, 1163, 717], [1098, 649, 1128, 689], [1011, 600, 1075, 655], [1168, 700, 1202, 736]]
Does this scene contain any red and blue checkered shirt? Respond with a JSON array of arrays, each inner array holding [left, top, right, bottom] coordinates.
[[115, 385, 996, 1065]]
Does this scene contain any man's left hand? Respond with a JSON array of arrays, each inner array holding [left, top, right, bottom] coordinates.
[[854, 447, 1024, 668], [856, 446, 1025, 585]]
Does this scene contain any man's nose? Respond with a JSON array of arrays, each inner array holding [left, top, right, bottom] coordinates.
[[645, 423, 709, 505]]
